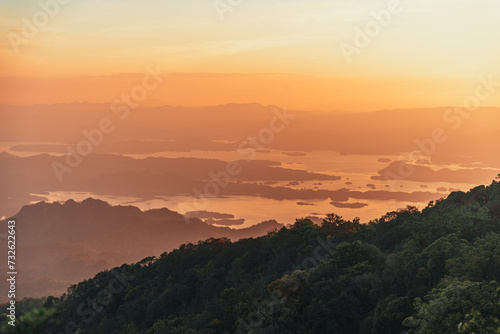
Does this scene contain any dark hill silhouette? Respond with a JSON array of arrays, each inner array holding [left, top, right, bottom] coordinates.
[[372, 160, 500, 184], [0, 198, 282, 300], [0, 152, 341, 218]]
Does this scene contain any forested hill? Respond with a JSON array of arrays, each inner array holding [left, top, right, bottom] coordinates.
[[4, 181, 500, 333]]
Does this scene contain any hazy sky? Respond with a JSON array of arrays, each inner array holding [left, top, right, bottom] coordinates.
[[1, 0, 499, 110]]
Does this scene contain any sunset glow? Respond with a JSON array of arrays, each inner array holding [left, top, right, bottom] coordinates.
[[1, 2, 500, 326], [2, 0, 500, 110]]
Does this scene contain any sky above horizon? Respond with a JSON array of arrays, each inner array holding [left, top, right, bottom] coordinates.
[[1, 0, 500, 110]]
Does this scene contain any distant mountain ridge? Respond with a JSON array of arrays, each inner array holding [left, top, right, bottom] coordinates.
[[0, 198, 282, 300]]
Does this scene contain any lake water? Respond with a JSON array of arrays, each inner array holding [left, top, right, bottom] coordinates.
[[2, 142, 481, 226]]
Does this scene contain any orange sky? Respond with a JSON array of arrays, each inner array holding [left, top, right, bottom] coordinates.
[[0, 73, 491, 112], [1, 0, 499, 111]]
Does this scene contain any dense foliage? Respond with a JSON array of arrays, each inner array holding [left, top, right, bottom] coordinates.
[[3, 181, 500, 333]]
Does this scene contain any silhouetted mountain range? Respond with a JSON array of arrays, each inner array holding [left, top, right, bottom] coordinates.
[[2, 104, 500, 162], [0, 198, 282, 300], [0, 152, 444, 220]]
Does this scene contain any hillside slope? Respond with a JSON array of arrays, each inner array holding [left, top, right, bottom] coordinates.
[[0, 199, 282, 300], [3, 181, 500, 333]]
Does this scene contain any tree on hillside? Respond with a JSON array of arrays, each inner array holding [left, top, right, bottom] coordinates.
[[404, 280, 500, 333], [321, 213, 360, 234]]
